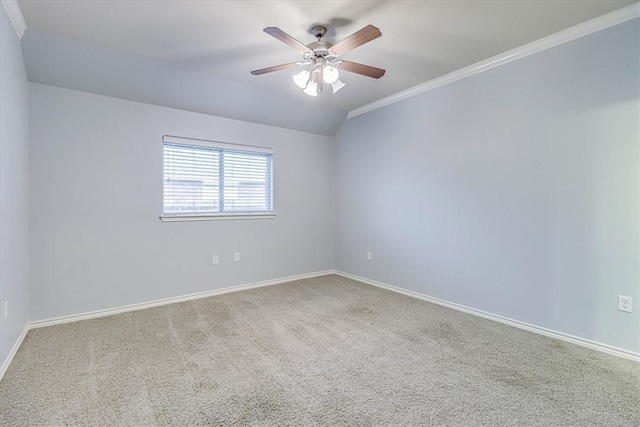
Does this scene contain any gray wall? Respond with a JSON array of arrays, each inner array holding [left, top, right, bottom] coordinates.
[[334, 19, 639, 353], [0, 6, 30, 368], [29, 83, 334, 321]]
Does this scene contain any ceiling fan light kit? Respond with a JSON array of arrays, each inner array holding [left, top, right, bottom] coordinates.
[[251, 24, 385, 97], [294, 57, 343, 96]]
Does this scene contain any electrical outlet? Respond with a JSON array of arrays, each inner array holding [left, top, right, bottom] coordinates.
[[234, 252, 240, 263], [618, 295, 632, 313], [212, 255, 219, 265], [367, 251, 372, 261], [3, 301, 7, 320]]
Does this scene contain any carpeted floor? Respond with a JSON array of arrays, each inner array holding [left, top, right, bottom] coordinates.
[[1, 275, 638, 426]]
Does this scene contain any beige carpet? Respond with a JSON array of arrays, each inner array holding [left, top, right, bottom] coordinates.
[[1, 275, 638, 426]]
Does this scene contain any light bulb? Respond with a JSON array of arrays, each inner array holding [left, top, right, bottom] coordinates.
[[293, 69, 310, 89], [331, 78, 345, 93], [322, 66, 339, 84]]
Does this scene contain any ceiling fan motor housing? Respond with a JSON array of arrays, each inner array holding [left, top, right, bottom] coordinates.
[[307, 26, 333, 58], [307, 41, 333, 57]]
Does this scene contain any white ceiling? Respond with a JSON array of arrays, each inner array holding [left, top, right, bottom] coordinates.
[[17, 0, 637, 113]]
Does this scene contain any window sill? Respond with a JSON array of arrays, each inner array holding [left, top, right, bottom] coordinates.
[[160, 213, 276, 222]]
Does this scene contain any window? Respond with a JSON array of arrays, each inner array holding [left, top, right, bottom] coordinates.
[[161, 136, 274, 221]]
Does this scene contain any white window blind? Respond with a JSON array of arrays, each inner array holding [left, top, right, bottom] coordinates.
[[163, 136, 273, 218]]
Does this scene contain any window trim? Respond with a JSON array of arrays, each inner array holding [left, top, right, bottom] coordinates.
[[159, 213, 277, 222], [160, 135, 275, 222]]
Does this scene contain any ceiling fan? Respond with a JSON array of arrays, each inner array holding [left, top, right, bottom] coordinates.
[[251, 25, 385, 96]]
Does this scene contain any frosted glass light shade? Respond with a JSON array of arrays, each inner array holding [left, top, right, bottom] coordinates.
[[331, 78, 345, 93], [322, 66, 340, 84], [303, 80, 318, 96], [293, 69, 310, 89]]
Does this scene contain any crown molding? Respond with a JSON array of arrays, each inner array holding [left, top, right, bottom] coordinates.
[[1, 0, 26, 39], [348, 3, 640, 119]]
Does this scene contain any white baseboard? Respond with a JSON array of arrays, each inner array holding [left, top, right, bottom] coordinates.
[[0, 325, 28, 381], [29, 270, 334, 329], [0, 270, 332, 381], [3, 268, 636, 382], [335, 270, 640, 363], [1, 270, 333, 382]]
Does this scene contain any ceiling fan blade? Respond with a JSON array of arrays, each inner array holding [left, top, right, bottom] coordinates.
[[338, 61, 386, 79], [251, 62, 300, 75], [264, 27, 313, 53], [330, 25, 381, 56]]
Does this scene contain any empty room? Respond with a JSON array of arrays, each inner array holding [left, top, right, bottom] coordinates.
[[1, 0, 639, 425]]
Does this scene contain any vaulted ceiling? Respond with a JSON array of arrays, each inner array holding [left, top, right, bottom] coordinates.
[[17, 0, 637, 135]]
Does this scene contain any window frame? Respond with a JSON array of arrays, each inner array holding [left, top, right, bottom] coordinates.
[[160, 135, 275, 222]]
